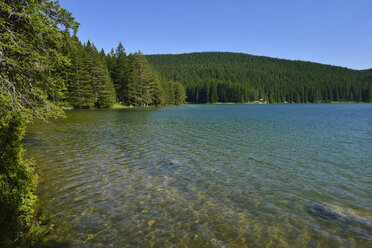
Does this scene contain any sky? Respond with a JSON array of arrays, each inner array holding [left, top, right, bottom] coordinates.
[[59, 0, 372, 70]]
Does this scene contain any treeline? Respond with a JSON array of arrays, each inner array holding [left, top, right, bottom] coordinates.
[[57, 37, 186, 109], [105, 43, 185, 107], [146, 52, 372, 103]]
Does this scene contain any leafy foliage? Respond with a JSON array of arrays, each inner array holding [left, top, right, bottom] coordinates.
[[0, 0, 79, 119], [0, 103, 49, 247], [0, 1, 77, 246]]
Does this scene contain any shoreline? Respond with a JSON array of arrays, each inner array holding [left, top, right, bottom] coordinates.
[[61, 101, 371, 111], [185, 101, 370, 105]]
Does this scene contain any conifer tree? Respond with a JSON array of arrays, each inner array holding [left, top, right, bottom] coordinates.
[[174, 81, 186, 105], [97, 50, 116, 108], [84, 41, 116, 108], [111, 42, 130, 103], [67, 38, 95, 108]]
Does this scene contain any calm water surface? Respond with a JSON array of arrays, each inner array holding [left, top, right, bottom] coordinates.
[[25, 104, 372, 247]]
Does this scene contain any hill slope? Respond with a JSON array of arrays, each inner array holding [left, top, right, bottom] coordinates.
[[146, 52, 372, 103]]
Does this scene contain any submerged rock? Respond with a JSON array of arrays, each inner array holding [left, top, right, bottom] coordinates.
[[307, 204, 343, 220]]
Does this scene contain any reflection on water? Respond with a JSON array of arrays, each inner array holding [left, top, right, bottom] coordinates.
[[25, 104, 372, 247]]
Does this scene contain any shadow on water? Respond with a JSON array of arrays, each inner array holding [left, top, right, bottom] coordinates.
[[42, 240, 70, 248], [23, 132, 41, 146]]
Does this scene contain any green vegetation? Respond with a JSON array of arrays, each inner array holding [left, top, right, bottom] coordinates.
[[56, 38, 186, 109], [146, 52, 372, 103], [64, 39, 116, 109], [111, 103, 130, 109], [0, 107, 49, 247], [106, 44, 186, 107], [0, 0, 78, 246]]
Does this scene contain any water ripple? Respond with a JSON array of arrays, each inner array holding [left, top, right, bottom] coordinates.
[[25, 104, 372, 247]]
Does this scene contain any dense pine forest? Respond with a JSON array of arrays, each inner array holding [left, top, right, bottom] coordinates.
[[105, 44, 186, 107], [57, 38, 186, 109], [146, 52, 372, 103]]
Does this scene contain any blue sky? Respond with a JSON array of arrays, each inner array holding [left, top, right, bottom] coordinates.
[[59, 0, 372, 70]]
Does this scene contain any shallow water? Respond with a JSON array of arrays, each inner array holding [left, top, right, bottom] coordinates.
[[25, 104, 372, 247]]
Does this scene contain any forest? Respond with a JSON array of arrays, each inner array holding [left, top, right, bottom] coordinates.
[[146, 52, 372, 103]]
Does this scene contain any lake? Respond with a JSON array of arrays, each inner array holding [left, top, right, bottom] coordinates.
[[25, 104, 372, 247]]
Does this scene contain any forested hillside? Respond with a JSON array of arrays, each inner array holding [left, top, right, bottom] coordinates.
[[146, 52, 372, 103]]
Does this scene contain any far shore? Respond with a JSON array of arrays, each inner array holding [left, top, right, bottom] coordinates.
[[60, 101, 370, 111], [187, 101, 369, 104]]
